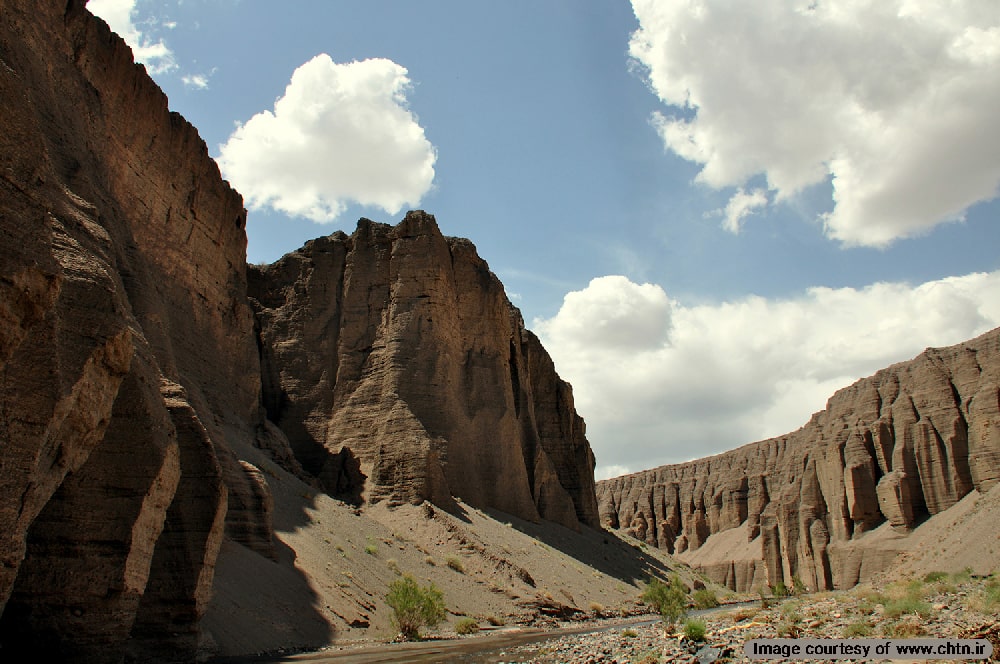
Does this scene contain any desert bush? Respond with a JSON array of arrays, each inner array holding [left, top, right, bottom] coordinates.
[[386, 575, 446, 640], [951, 567, 974, 583], [771, 581, 791, 597], [882, 617, 927, 638], [922, 571, 948, 583], [692, 588, 719, 609], [776, 621, 800, 638], [683, 618, 707, 642], [454, 617, 479, 635], [486, 614, 505, 626], [780, 599, 802, 623], [622, 628, 638, 638], [965, 576, 1000, 613], [386, 558, 401, 575], [589, 601, 604, 616], [843, 621, 872, 637], [884, 595, 931, 619], [641, 575, 688, 625], [445, 556, 465, 573], [364, 544, 378, 556], [791, 575, 807, 595], [635, 650, 661, 664]]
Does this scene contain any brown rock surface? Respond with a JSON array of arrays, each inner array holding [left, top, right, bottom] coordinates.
[[0, 1, 274, 660], [248, 212, 600, 530], [598, 327, 1000, 592]]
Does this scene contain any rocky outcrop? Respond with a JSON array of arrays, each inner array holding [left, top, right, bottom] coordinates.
[[597, 328, 1000, 592], [248, 212, 600, 531], [0, 2, 277, 660], [1, 3, 600, 658]]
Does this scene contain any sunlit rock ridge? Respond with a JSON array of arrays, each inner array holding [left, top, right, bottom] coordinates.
[[597, 327, 1000, 592]]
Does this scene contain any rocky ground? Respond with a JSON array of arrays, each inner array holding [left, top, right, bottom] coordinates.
[[496, 572, 1000, 663]]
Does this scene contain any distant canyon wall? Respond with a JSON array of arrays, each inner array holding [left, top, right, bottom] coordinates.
[[597, 328, 1000, 592], [248, 212, 600, 531]]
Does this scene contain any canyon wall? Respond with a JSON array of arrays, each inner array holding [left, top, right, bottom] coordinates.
[[0, 3, 600, 659], [0, 2, 278, 661], [248, 212, 600, 531], [597, 328, 1000, 592]]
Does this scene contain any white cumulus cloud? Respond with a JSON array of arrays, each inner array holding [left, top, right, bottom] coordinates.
[[88, 0, 176, 74], [217, 55, 437, 223], [535, 271, 1000, 480], [630, 0, 1000, 247]]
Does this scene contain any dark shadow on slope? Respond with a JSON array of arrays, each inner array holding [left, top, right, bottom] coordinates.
[[482, 508, 675, 586]]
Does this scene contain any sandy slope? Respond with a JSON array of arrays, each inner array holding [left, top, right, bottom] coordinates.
[[201, 454, 708, 659]]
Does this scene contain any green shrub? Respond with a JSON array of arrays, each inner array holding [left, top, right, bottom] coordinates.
[[843, 621, 872, 637], [365, 543, 378, 556], [622, 628, 638, 638], [792, 575, 807, 595], [454, 617, 479, 635], [386, 575, 446, 640], [884, 595, 931, 619], [683, 618, 707, 642], [446, 556, 465, 573], [951, 567, 974, 583], [641, 575, 688, 625], [922, 571, 948, 583], [692, 588, 719, 609], [772, 581, 791, 597]]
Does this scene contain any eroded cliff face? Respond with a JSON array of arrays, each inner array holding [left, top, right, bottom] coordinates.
[[248, 212, 600, 531], [0, 2, 277, 661], [597, 328, 1000, 592]]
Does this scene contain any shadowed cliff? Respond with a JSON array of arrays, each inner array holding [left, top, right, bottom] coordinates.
[[0, 2, 317, 660]]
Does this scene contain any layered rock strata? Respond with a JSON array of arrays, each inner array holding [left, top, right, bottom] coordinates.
[[249, 212, 600, 531], [597, 328, 1000, 592], [0, 2, 276, 660], [1, 3, 601, 659]]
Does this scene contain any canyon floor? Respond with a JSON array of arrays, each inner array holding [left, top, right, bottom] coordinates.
[[202, 448, 691, 659], [203, 455, 1000, 662]]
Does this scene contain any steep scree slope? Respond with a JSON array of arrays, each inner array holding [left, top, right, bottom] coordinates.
[[597, 327, 1000, 592]]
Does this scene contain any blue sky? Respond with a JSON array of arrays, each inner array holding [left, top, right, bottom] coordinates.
[[90, 0, 1000, 479]]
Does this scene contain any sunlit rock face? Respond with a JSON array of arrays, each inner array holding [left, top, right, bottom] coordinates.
[[249, 211, 600, 531], [598, 327, 1000, 592]]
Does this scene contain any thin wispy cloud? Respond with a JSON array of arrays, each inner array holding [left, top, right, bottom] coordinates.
[[631, 0, 1000, 247], [181, 73, 210, 90], [217, 55, 437, 223]]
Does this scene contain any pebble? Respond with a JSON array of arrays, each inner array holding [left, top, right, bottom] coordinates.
[[499, 576, 1000, 663]]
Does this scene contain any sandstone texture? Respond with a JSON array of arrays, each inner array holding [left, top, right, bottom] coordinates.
[[0, 2, 276, 660], [248, 212, 600, 531], [1, 3, 600, 659], [597, 328, 1000, 592]]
